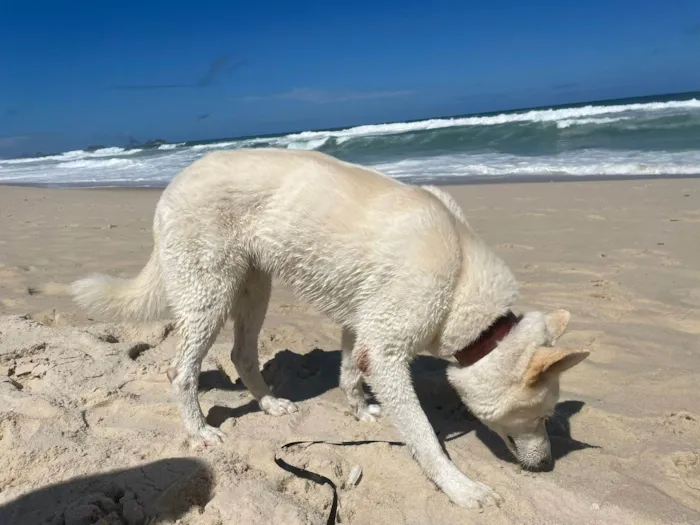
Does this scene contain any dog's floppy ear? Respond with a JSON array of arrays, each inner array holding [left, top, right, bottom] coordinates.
[[545, 309, 571, 342], [524, 347, 589, 387]]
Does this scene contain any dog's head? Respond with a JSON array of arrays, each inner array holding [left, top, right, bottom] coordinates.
[[447, 309, 589, 470]]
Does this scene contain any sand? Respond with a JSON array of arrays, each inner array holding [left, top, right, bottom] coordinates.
[[0, 178, 698, 525]]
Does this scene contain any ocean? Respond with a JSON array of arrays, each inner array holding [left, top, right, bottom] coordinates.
[[2, 91, 700, 187]]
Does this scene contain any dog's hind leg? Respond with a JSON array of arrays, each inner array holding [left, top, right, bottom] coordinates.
[[169, 305, 229, 447], [164, 240, 244, 447], [362, 341, 503, 509], [340, 327, 381, 422], [231, 268, 298, 416]]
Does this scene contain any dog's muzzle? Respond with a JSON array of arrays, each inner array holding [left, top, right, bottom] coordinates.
[[507, 435, 553, 472]]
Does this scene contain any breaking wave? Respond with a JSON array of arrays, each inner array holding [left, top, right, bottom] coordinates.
[[2, 93, 700, 186]]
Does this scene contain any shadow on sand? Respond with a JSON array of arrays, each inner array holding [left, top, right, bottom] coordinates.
[[0, 458, 213, 525], [203, 347, 598, 467]]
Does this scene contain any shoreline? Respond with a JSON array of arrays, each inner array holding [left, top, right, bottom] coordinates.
[[2, 172, 700, 190]]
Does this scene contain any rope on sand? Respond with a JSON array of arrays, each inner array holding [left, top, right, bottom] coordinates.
[[274, 439, 405, 525]]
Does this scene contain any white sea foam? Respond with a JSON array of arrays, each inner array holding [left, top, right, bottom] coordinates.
[[374, 150, 700, 179], [278, 99, 700, 144], [57, 158, 137, 169], [3, 147, 698, 186], [158, 143, 185, 150], [90, 147, 128, 156], [286, 137, 330, 150], [0, 147, 142, 165], [190, 141, 244, 151], [60, 147, 143, 159], [556, 117, 630, 129]]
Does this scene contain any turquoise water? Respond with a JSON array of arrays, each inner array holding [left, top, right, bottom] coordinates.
[[2, 91, 700, 186]]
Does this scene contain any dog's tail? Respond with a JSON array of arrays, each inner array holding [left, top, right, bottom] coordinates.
[[71, 241, 166, 322]]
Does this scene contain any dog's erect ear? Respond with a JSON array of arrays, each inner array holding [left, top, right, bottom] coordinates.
[[545, 309, 571, 342], [524, 347, 589, 387]]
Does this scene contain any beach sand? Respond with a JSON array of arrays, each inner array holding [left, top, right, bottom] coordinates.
[[0, 178, 699, 524]]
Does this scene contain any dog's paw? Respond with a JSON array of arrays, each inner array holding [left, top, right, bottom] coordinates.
[[190, 425, 226, 448], [441, 476, 503, 509], [353, 403, 382, 423], [260, 396, 299, 416]]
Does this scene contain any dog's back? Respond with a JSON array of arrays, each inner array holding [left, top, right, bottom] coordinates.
[[75, 149, 514, 335], [150, 149, 466, 323]]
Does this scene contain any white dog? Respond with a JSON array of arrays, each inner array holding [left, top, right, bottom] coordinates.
[[72, 148, 589, 509]]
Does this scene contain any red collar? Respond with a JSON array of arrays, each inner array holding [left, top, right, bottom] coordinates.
[[454, 311, 520, 367]]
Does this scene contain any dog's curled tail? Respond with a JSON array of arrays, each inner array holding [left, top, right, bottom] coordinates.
[[71, 246, 166, 322]]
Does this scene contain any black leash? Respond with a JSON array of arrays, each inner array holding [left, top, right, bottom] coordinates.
[[274, 439, 405, 525]]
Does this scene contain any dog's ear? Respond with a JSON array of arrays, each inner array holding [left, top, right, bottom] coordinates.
[[524, 347, 589, 387], [545, 309, 571, 342]]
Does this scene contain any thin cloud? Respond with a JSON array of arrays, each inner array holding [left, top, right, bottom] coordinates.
[[243, 87, 415, 104], [195, 55, 244, 87], [4, 109, 18, 117], [111, 55, 245, 91]]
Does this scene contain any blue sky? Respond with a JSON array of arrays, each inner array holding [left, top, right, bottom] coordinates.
[[1, 0, 700, 157]]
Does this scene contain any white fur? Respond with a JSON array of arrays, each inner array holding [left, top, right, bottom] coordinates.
[[72, 149, 588, 509], [71, 243, 165, 322]]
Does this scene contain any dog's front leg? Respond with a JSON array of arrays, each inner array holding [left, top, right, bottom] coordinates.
[[340, 328, 382, 422], [365, 349, 503, 509]]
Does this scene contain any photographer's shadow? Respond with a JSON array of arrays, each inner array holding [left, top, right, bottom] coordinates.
[[0, 458, 213, 525]]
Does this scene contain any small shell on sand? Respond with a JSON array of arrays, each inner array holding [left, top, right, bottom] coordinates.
[[345, 465, 363, 488]]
